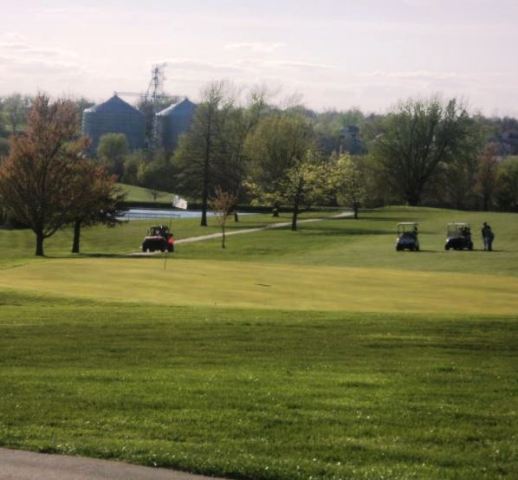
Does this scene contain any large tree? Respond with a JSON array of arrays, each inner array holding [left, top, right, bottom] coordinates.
[[245, 113, 322, 230], [331, 153, 367, 219], [0, 95, 86, 256], [373, 97, 480, 205], [68, 160, 126, 254], [173, 81, 234, 226], [174, 83, 269, 227]]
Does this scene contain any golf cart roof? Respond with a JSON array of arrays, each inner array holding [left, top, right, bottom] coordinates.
[[397, 222, 418, 226], [448, 222, 470, 227]]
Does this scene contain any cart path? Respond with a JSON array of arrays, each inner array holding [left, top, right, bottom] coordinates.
[[0, 448, 228, 480], [175, 211, 352, 245], [130, 211, 352, 255]]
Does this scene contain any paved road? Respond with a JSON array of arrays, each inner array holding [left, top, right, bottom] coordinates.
[[0, 448, 227, 480]]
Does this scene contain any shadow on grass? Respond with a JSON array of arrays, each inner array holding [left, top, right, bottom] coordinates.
[[46, 253, 168, 260], [356, 215, 422, 223], [300, 227, 394, 236]]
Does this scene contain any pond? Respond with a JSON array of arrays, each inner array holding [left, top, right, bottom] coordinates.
[[119, 208, 250, 221]]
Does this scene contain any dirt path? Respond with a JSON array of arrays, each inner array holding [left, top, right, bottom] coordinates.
[[0, 448, 228, 480]]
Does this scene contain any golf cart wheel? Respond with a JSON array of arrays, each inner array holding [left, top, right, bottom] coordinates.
[[445, 245, 450, 251]]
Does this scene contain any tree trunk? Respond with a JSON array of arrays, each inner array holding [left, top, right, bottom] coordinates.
[[201, 168, 209, 227], [291, 196, 300, 231], [35, 231, 44, 256], [221, 223, 226, 249], [483, 195, 489, 211], [406, 191, 421, 206], [353, 203, 359, 219], [201, 111, 212, 227], [72, 219, 81, 254]]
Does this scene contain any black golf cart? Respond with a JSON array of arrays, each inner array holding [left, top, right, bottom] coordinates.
[[445, 223, 473, 251], [395, 222, 420, 251], [142, 225, 175, 253]]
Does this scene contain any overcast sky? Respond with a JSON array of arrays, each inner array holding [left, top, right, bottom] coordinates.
[[2, 0, 518, 115]]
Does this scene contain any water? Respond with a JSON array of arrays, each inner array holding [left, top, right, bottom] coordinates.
[[119, 208, 250, 220]]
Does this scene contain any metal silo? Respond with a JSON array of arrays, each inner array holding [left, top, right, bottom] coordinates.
[[156, 98, 197, 151], [82, 95, 145, 152]]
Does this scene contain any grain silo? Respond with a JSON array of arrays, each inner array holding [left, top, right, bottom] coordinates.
[[82, 95, 145, 152], [156, 98, 197, 151]]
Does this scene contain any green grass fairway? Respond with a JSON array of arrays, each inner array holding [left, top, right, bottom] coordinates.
[[118, 183, 175, 203], [1, 258, 518, 315], [0, 207, 517, 479]]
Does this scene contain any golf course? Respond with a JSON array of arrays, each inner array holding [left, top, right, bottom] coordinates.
[[0, 206, 517, 479]]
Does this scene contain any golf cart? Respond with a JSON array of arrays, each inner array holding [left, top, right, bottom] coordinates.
[[445, 223, 473, 251], [142, 225, 175, 253], [396, 222, 420, 251]]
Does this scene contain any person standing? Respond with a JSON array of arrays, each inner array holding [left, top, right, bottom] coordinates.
[[481, 222, 494, 251]]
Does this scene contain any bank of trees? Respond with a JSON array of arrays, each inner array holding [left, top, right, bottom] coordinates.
[[1, 88, 518, 252], [0, 95, 123, 256]]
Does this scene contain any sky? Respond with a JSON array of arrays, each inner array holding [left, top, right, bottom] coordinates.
[[2, 0, 518, 116]]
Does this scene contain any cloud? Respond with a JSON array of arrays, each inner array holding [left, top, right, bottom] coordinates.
[[0, 34, 85, 88], [161, 58, 243, 75], [225, 42, 286, 54], [265, 60, 336, 71]]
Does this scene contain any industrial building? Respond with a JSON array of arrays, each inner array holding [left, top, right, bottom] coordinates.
[[82, 95, 146, 152], [156, 98, 197, 152], [82, 94, 197, 154]]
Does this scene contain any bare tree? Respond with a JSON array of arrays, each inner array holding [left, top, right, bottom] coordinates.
[[211, 187, 238, 248]]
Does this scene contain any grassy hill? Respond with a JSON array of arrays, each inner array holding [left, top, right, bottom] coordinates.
[[0, 207, 516, 479], [117, 183, 175, 203]]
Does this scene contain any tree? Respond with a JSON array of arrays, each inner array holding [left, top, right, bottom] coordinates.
[[137, 150, 176, 193], [68, 160, 126, 254], [496, 158, 518, 211], [211, 187, 238, 248], [173, 81, 234, 226], [476, 143, 499, 211], [281, 151, 328, 230], [245, 112, 318, 229], [0, 138, 9, 158], [373, 97, 480, 205], [1, 94, 32, 135], [0, 95, 86, 256], [331, 154, 366, 219], [97, 133, 129, 179]]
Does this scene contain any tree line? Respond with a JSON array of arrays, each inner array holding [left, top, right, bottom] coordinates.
[[85, 84, 518, 224], [0, 95, 123, 256], [1, 86, 518, 255]]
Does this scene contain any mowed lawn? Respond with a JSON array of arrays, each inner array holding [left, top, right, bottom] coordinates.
[[0, 207, 517, 479]]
